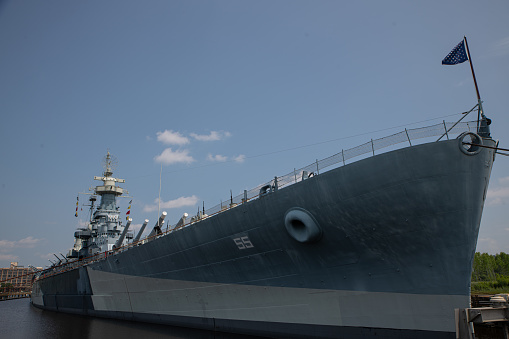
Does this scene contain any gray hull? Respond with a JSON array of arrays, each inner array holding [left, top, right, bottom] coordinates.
[[32, 136, 496, 338]]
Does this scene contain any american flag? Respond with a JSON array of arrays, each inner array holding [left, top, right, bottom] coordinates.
[[442, 40, 468, 65]]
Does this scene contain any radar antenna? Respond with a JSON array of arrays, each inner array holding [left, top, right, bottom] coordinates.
[[102, 151, 118, 177]]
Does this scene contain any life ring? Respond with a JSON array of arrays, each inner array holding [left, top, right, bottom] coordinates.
[[284, 208, 322, 243], [457, 132, 483, 156]]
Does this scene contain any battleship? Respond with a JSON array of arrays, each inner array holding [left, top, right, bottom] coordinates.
[[31, 107, 496, 339]]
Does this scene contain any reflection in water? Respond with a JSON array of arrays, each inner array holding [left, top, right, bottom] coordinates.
[[0, 299, 265, 339]]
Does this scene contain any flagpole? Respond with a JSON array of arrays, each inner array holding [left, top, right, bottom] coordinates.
[[157, 162, 162, 228], [463, 36, 483, 130]]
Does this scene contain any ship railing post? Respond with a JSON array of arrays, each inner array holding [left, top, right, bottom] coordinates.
[[371, 139, 375, 156], [436, 104, 475, 141], [405, 128, 412, 146], [294, 168, 297, 183], [342, 149, 345, 166], [316, 159, 319, 175], [443, 120, 450, 140]]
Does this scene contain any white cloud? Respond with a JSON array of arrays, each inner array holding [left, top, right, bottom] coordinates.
[[205, 153, 245, 163], [0, 237, 43, 264], [154, 148, 195, 165], [499, 176, 509, 185], [17, 236, 42, 247], [486, 184, 509, 206], [490, 36, 509, 57], [477, 237, 501, 254], [38, 253, 57, 261], [234, 154, 246, 163], [144, 195, 199, 212], [207, 153, 228, 162], [0, 239, 16, 250], [156, 130, 189, 145], [0, 236, 43, 250], [191, 131, 231, 141], [77, 219, 89, 228], [0, 254, 19, 261], [130, 223, 143, 233]]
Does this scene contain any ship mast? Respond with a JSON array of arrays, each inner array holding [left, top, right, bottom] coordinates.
[[94, 151, 125, 198]]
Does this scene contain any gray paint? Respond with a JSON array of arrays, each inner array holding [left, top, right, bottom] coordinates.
[[32, 136, 496, 338]]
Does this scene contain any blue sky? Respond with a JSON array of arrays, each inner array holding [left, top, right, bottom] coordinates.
[[1, 0, 508, 268]]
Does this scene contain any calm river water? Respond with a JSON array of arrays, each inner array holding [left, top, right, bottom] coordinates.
[[0, 298, 264, 339]]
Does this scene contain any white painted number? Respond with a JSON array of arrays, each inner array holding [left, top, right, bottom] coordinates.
[[233, 236, 254, 249]]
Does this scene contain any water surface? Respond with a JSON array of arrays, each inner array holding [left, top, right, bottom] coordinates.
[[0, 298, 263, 339]]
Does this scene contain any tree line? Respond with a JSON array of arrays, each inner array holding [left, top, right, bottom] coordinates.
[[472, 252, 509, 281], [471, 252, 509, 294]]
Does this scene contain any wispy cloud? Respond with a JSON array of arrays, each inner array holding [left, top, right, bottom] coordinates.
[[156, 130, 190, 145], [477, 237, 501, 254], [489, 36, 509, 58], [0, 254, 19, 261], [154, 148, 195, 165], [486, 176, 509, 206], [153, 130, 239, 166], [38, 253, 59, 262], [76, 219, 89, 228], [0, 237, 43, 264], [207, 153, 228, 162], [233, 154, 246, 163], [499, 176, 509, 185], [206, 153, 246, 163], [129, 223, 143, 234], [191, 131, 231, 141], [0, 236, 43, 250], [144, 195, 199, 213]]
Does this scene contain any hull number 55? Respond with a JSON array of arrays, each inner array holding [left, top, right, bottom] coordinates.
[[233, 236, 254, 249]]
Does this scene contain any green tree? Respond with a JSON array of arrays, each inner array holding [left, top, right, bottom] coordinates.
[[494, 252, 509, 276], [472, 252, 496, 281], [0, 283, 13, 292]]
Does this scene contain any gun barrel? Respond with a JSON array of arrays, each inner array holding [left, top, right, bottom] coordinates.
[[114, 218, 132, 249], [174, 213, 189, 230], [148, 211, 167, 238], [133, 219, 149, 243]]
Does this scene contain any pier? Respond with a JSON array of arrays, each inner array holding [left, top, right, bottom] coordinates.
[[457, 294, 509, 339], [0, 292, 31, 301]]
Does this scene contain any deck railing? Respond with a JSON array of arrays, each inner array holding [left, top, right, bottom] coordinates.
[[193, 113, 479, 220]]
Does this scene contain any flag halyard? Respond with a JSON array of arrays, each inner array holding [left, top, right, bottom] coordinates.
[[126, 200, 132, 221]]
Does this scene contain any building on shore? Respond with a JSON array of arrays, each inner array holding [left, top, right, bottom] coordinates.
[[0, 262, 42, 292]]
